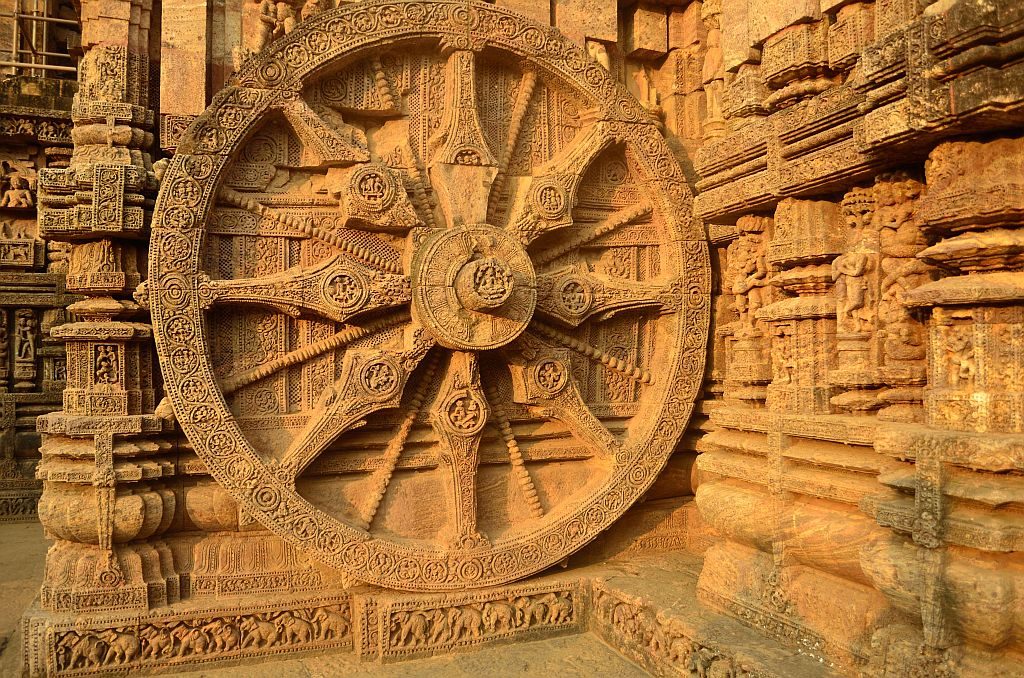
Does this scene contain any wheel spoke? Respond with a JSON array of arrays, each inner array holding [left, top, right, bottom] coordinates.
[[532, 202, 652, 267], [219, 187, 403, 274], [280, 97, 370, 166], [399, 141, 438, 229], [429, 351, 490, 550], [483, 382, 544, 518], [505, 122, 616, 245], [505, 345, 619, 456], [220, 312, 410, 395], [530, 323, 655, 386], [427, 47, 499, 226], [486, 67, 537, 225], [197, 254, 410, 323], [536, 266, 682, 327], [357, 350, 442, 530], [276, 326, 435, 482]]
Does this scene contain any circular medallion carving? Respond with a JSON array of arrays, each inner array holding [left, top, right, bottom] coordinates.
[[412, 225, 536, 351], [531, 181, 567, 219], [323, 270, 368, 312], [534, 359, 568, 396], [150, 0, 707, 592], [360, 359, 401, 398], [558, 278, 592, 316], [441, 390, 488, 436], [350, 164, 398, 212]]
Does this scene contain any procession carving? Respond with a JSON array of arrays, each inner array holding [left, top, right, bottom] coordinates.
[[149, 1, 708, 591]]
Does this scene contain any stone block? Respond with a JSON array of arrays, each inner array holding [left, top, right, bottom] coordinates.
[[875, 0, 918, 40], [828, 2, 874, 71], [553, 0, 618, 45], [626, 4, 669, 60], [761, 19, 831, 89], [721, 0, 762, 72], [669, 1, 708, 48], [495, 0, 551, 26], [160, 0, 210, 116], [748, 0, 821, 46]]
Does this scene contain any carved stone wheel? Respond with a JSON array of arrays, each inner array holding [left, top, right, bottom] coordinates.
[[150, 0, 709, 591]]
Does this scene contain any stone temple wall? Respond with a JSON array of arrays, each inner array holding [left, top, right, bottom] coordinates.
[[5, 0, 1022, 676]]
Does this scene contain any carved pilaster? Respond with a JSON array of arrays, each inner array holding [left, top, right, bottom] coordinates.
[[760, 198, 844, 415], [33, 0, 174, 616]]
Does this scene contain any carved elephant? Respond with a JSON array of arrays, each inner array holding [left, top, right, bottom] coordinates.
[[447, 605, 483, 642], [98, 629, 139, 665], [65, 634, 107, 670], [483, 600, 518, 633], [544, 593, 572, 624], [139, 626, 174, 660], [392, 611, 429, 648], [240, 616, 279, 649], [173, 624, 211, 657], [278, 612, 315, 644], [312, 608, 349, 640], [516, 597, 548, 628], [426, 608, 449, 645], [202, 618, 241, 652]]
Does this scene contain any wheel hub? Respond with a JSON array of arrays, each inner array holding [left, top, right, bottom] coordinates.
[[411, 225, 536, 351]]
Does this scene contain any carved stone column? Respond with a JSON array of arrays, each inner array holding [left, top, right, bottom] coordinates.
[[723, 215, 773, 408], [863, 135, 1024, 676], [760, 198, 844, 414], [31, 0, 176, 617]]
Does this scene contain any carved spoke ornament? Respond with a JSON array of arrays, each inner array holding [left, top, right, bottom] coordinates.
[[150, 0, 709, 591]]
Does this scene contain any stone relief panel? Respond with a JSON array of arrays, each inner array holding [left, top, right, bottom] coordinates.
[[148, 1, 709, 592]]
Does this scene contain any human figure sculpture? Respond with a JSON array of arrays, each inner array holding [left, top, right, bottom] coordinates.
[[832, 247, 872, 333], [0, 175, 34, 208], [700, 0, 726, 139], [274, 2, 297, 38]]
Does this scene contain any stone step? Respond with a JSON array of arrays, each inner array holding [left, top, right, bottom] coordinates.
[[590, 551, 842, 678]]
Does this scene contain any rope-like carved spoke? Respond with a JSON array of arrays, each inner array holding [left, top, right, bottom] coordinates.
[[276, 326, 434, 482]]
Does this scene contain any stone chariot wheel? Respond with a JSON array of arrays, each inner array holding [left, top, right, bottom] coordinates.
[[150, 0, 709, 591]]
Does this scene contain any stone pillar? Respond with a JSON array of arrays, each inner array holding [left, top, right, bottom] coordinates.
[[760, 198, 844, 415], [32, 0, 176, 619], [862, 135, 1024, 676]]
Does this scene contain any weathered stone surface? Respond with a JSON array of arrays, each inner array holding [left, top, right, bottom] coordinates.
[[4, 0, 1024, 675]]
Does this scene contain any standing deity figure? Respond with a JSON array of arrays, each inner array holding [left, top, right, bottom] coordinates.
[[243, 0, 277, 55], [14, 310, 36, 361], [832, 248, 872, 333], [274, 2, 297, 39], [729, 234, 768, 335], [700, 0, 726, 139]]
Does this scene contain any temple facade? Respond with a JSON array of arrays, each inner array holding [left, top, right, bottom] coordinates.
[[1, 0, 1021, 675]]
